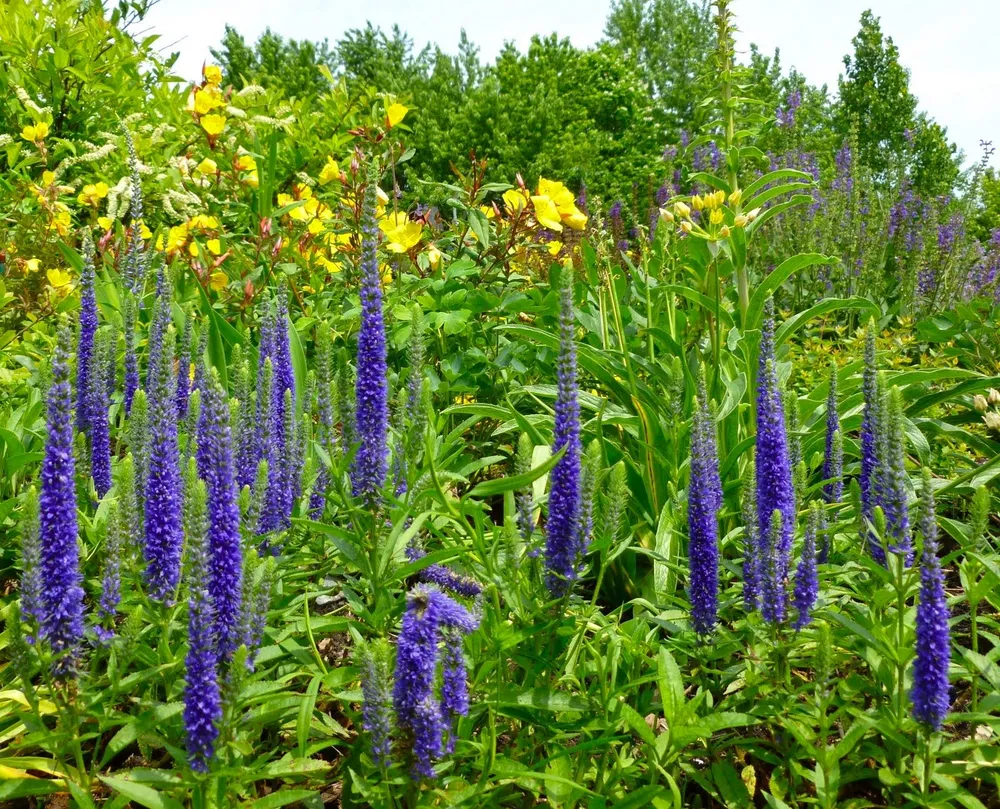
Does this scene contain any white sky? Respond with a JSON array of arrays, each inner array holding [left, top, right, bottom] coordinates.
[[143, 0, 998, 167]]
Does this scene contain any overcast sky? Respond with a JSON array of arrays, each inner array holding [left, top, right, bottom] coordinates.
[[144, 0, 998, 167]]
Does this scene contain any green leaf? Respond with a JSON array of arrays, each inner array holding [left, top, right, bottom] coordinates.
[[746, 254, 837, 330], [774, 297, 880, 349], [249, 790, 319, 809], [492, 686, 590, 713], [465, 445, 565, 499], [297, 676, 321, 757], [98, 776, 184, 809]]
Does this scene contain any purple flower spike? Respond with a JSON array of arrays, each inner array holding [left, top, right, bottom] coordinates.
[[544, 272, 583, 595], [351, 166, 390, 503], [39, 327, 85, 676], [688, 377, 721, 636], [77, 233, 98, 433]]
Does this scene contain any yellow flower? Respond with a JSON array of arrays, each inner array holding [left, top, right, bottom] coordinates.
[[479, 205, 496, 219], [77, 182, 110, 206], [49, 209, 71, 236], [276, 192, 294, 208], [245, 170, 259, 188], [734, 214, 748, 228], [189, 242, 200, 257], [188, 214, 219, 230], [709, 208, 724, 225], [674, 201, 691, 219], [21, 122, 49, 142], [729, 189, 742, 206], [426, 244, 442, 269], [547, 240, 563, 256], [537, 178, 587, 230], [531, 195, 563, 232], [385, 102, 409, 128], [141, 222, 152, 240], [379, 211, 422, 253], [319, 157, 341, 186], [196, 158, 218, 175], [691, 194, 704, 211], [503, 188, 528, 214], [47, 268, 72, 288], [200, 114, 226, 138], [207, 238, 222, 256], [203, 65, 223, 85], [236, 154, 257, 172], [564, 209, 588, 231], [25, 258, 41, 273], [194, 85, 225, 115], [41, 170, 56, 187], [209, 271, 228, 291], [166, 224, 189, 252], [98, 216, 113, 231]]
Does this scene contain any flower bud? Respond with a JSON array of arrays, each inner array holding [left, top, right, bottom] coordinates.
[[680, 220, 693, 234], [974, 394, 989, 413], [674, 201, 691, 219], [734, 215, 748, 227], [989, 388, 1000, 406], [691, 194, 704, 211], [747, 207, 762, 221], [719, 224, 731, 238], [659, 207, 675, 223], [714, 189, 726, 208], [709, 208, 723, 225], [984, 412, 1000, 431], [729, 189, 742, 206]]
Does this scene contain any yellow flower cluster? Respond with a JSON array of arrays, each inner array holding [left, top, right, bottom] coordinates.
[[187, 64, 228, 142], [156, 214, 222, 259], [78, 182, 109, 207], [529, 178, 587, 232], [21, 121, 49, 142]]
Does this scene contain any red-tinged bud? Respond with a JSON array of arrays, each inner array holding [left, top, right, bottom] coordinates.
[[271, 237, 283, 258], [260, 217, 272, 238]]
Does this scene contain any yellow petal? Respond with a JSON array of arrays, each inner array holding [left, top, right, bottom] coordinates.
[[564, 209, 588, 231], [98, 217, 112, 231], [385, 102, 408, 128], [531, 195, 563, 232], [200, 114, 226, 137], [141, 222, 152, 239], [196, 158, 218, 175], [47, 268, 71, 288], [203, 65, 223, 85], [503, 188, 528, 213], [188, 242, 199, 257], [25, 258, 41, 273], [210, 271, 228, 291], [207, 238, 222, 256], [537, 178, 575, 213], [319, 157, 341, 186], [547, 240, 563, 256], [236, 154, 257, 171], [21, 125, 36, 141], [33, 122, 49, 140], [41, 171, 55, 186]]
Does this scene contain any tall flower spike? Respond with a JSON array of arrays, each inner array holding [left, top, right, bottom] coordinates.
[[39, 327, 85, 675], [121, 126, 147, 295], [197, 369, 244, 660], [793, 502, 820, 629], [176, 316, 193, 420], [95, 502, 122, 643], [688, 377, 721, 636], [337, 350, 356, 455], [88, 327, 113, 498], [123, 293, 139, 414], [741, 459, 760, 610], [440, 630, 469, 754], [183, 477, 222, 773], [359, 640, 393, 766], [232, 346, 257, 491], [514, 433, 536, 548], [822, 362, 843, 505], [144, 325, 183, 603], [406, 303, 428, 444], [755, 298, 795, 595], [882, 387, 912, 565], [911, 468, 950, 730], [351, 163, 390, 502], [273, 285, 296, 417], [243, 555, 275, 670], [544, 271, 583, 595], [77, 231, 98, 433], [860, 326, 886, 565], [761, 509, 786, 624], [310, 332, 334, 516], [19, 487, 42, 635]]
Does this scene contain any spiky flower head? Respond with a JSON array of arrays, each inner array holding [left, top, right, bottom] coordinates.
[[793, 503, 820, 629], [182, 477, 222, 773], [761, 509, 786, 625], [39, 327, 85, 675], [822, 362, 843, 504], [19, 487, 42, 637], [544, 270, 583, 595], [860, 325, 886, 564], [121, 125, 147, 295], [88, 327, 113, 497], [741, 458, 760, 611], [177, 316, 193, 420], [688, 377, 721, 636], [95, 502, 122, 643], [123, 293, 139, 414], [144, 325, 183, 603], [77, 231, 98, 433], [351, 162, 390, 503], [197, 369, 244, 660], [755, 298, 795, 595], [911, 467, 950, 730], [881, 387, 912, 565], [358, 640, 393, 766]]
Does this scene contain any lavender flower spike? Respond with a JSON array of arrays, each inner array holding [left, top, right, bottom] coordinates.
[[911, 468, 950, 730], [882, 387, 913, 565], [860, 326, 886, 565], [39, 327, 85, 675], [197, 369, 244, 660], [351, 163, 390, 502], [359, 641, 393, 766], [822, 362, 843, 504], [144, 323, 184, 603], [755, 298, 796, 597], [77, 232, 98, 433], [688, 376, 721, 636], [793, 503, 820, 629], [183, 478, 222, 772], [89, 328, 113, 498], [544, 271, 583, 595]]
